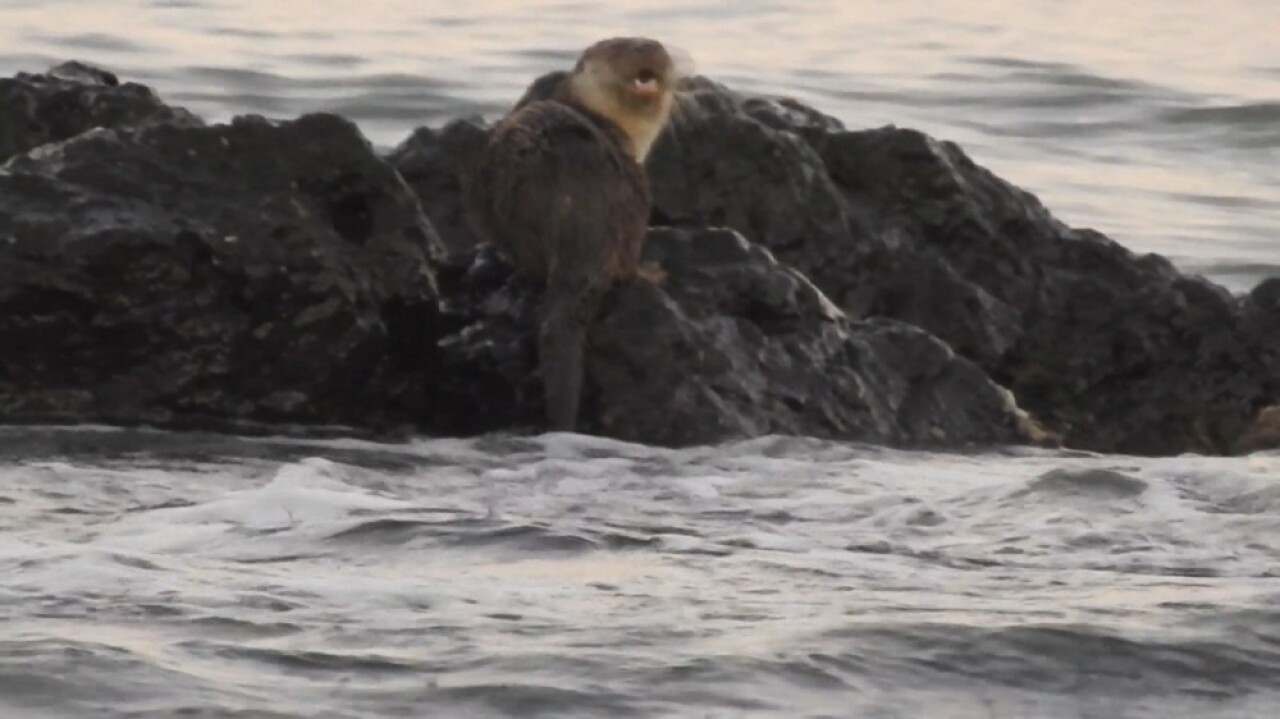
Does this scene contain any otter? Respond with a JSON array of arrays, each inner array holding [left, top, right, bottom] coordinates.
[[464, 37, 678, 432]]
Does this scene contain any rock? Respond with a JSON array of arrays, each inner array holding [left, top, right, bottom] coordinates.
[[817, 128, 1035, 365], [424, 244, 545, 435], [739, 94, 846, 145], [433, 226, 1045, 448], [3, 62, 1273, 455], [820, 127, 1270, 455], [1243, 278, 1280, 391], [646, 78, 861, 296], [386, 117, 490, 256], [0, 61, 202, 164], [407, 72, 1275, 455], [0, 111, 443, 430], [1241, 282, 1280, 454]]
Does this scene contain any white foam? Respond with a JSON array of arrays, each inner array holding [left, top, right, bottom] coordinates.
[[156, 458, 403, 525], [3, 429, 1278, 717]]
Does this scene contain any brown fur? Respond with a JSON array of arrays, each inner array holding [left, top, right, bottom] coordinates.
[[464, 38, 677, 431]]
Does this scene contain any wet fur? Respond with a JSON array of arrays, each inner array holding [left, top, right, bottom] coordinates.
[[465, 99, 651, 430], [568, 70, 672, 161]]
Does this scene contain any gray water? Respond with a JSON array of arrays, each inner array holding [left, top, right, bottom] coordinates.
[[2, 2, 1280, 717], [3, 427, 1280, 718]]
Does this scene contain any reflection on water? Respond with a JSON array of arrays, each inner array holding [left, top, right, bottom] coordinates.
[[1, 0, 1278, 289]]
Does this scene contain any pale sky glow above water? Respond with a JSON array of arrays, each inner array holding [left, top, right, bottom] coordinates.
[[4, 1, 1276, 103]]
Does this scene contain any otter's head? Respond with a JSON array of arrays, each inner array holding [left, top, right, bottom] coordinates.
[[568, 37, 678, 162]]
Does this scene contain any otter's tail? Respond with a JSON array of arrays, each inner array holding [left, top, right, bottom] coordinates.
[[537, 280, 604, 432]]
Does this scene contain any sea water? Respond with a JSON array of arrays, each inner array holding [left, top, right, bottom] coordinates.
[[1, 2, 1279, 716]]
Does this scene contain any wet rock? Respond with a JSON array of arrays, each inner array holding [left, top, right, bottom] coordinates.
[[821, 127, 1270, 455], [0, 61, 201, 163], [3, 63, 1274, 454], [386, 117, 490, 255], [1243, 278, 1280, 389], [1239, 280, 1280, 453], [739, 94, 846, 145], [646, 78, 862, 299], [425, 245, 544, 436], [433, 226, 1044, 448], [480, 73, 1270, 454], [0, 111, 443, 430]]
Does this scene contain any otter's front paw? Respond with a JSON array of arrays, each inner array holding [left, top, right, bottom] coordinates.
[[636, 260, 667, 284]]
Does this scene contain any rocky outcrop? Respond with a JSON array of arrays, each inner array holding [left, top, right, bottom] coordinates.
[[2, 63, 1276, 455], [1244, 278, 1280, 392], [0, 61, 202, 164], [589, 228, 1043, 447], [0, 110, 443, 430], [819, 128, 1271, 455], [387, 118, 489, 257], [430, 227, 1044, 447], [648, 79, 860, 299], [537, 75, 1272, 456], [1237, 279, 1280, 453]]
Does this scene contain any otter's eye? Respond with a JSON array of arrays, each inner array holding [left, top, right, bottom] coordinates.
[[635, 68, 659, 84]]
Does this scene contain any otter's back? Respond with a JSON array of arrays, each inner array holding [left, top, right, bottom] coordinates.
[[464, 100, 650, 288]]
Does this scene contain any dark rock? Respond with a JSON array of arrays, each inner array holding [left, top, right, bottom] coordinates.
[[404, 72, 1275, 455], [47, 61, 121, 86], [1241, 280, 1280, 453], [433, 226, 1045, 448], [821, 128, 1270, 455], [0, 111, 443, 430], [646, 78, 861, 293], [818, 128, 1037, 364], [386, 117, 490, 256], [739, 93, 846, 146], [1243, 278, 1280, 391], [0, 61, 201, 163], [644, 81, 1050, 370], [425, 245, 544, 435], [4, 63, 1273, 455]]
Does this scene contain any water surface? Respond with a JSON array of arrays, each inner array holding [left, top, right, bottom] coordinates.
[[2, 4, 1280, 716], [2, 427, 1279, 717]]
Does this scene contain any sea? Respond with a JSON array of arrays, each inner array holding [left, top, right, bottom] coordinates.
[[1, 1, 1279, 717]]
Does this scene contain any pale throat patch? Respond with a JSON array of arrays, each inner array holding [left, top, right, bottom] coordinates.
[[570, 63, 673, 162]]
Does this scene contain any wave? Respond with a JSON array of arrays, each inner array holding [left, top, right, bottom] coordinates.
[[818, 621, 1280, 696], [1157, 102, 1280, 149], [1164, 102, 1280, 127]]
